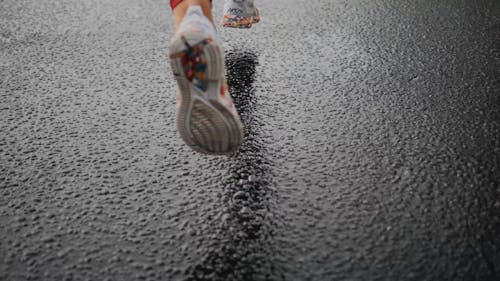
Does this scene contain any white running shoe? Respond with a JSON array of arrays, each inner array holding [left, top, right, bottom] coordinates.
[[169, 6, 243, 155], [222, 0, 260, 29]]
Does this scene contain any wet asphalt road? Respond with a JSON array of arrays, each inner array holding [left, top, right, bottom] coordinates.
[[1, 0, 500, 280]]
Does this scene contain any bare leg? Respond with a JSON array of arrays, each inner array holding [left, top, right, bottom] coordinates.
[[172, 0, 214, 30]]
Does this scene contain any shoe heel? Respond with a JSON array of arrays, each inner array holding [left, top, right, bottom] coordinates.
[[169, 32, 223, 83]]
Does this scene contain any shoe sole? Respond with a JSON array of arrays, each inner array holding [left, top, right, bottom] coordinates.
[[169, 31, 243, 155], [222, 17, 253, 28], [222, 9, 260, 28]]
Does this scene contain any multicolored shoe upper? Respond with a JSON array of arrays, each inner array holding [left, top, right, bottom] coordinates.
[[222, 0, 260, 29], [171, 6, 240, 119]]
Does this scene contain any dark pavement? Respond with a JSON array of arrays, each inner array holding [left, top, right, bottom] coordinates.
[[1, 0, 500, 280]]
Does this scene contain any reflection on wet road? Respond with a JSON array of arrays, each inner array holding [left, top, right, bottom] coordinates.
[[185, 50, 282, 281]]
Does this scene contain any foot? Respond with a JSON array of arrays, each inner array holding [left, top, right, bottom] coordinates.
[[222, 0, 260, 29], [169, 5, 243, 155]]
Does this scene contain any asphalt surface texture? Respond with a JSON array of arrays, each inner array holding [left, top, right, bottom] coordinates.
[[1, 0, 500, 280]]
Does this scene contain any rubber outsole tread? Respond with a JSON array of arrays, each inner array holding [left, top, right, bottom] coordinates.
[[169, 30, 243, 155]]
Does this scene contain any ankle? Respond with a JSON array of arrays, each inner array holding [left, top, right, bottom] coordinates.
[[173, 0, 213, 30]]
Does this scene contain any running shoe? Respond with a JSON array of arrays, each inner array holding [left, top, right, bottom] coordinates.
[[222, 0, 260, 29], [169, 6, 243, 155]]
